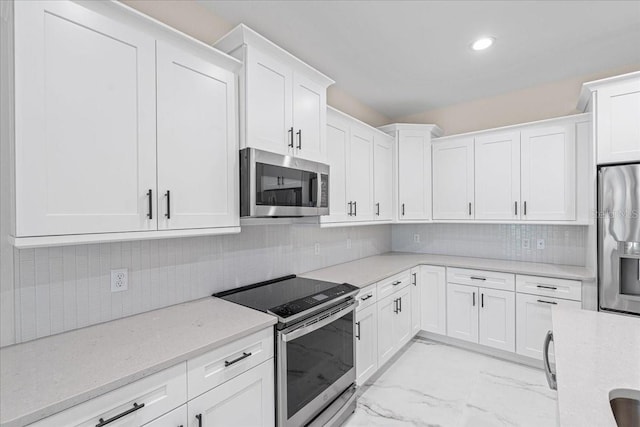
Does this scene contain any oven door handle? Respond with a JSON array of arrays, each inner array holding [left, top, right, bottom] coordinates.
[[281, 303, 355, 342]]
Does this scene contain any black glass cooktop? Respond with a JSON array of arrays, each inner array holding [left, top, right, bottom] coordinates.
[[214, 275, 358, 321]]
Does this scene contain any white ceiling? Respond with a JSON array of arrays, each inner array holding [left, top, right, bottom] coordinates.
[[201, 1, 640, 119]]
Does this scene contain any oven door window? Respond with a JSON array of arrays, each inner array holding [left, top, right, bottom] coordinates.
[[286, 311, 354, 419], [256, 163, 318, 207]]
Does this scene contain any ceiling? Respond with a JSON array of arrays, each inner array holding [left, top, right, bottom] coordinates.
[[200, 1, 640, 119]]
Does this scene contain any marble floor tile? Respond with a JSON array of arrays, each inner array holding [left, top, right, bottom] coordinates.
[[342, 339, 557, 427]]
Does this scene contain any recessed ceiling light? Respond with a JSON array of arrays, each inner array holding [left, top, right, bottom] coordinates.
[[471, 37, 495, 51]]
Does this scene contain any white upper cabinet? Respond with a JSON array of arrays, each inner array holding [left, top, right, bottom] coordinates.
[[8, 0, 242, 247], [14, 0, 157, 237], [322, 108, 391, 225], [156, 41, 239, 230], [474, 132, 521, 220], [324, 111, 351, 223], [349, 125, 375, 221], [373, 133, 394, 221], [432, 137, 475, 220], [292, 72, 327, 162], [378, 124, 442, 221], [579, 72, 640, 165], [214, 25, 334, 163], [245, 48, 293, 155], [521, 123, 576, 221]]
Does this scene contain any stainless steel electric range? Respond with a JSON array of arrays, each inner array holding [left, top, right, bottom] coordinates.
[[214, 275, 359, 427]]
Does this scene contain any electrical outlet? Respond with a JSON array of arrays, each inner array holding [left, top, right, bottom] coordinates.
[[413, 234, 420, 243], [110, 269, 128, 292], [522, 239, 530, 249], [537, 239, 545, 250], [347, 238, 352, 249], [314, 243, 320, 255]]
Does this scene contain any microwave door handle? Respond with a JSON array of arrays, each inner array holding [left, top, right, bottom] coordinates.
[[281, 304, 354, 342]]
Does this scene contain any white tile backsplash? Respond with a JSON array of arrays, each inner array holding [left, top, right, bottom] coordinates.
[[392, 223, 588, 266], [6, 224, 391, 345]]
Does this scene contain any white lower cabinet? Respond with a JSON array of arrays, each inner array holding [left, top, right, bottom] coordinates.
[[187, 360, 274, 427], [447, 283, 516, 352], [478, 288, 515, 352], [355, 304, 378, 386], [446, 283, 479, 343], [516, 293, 581, 360], [144, 404, 187, 426], [377, 281, 412, 368], [419, 265, 447, 335], [410, 267, 421, 336]]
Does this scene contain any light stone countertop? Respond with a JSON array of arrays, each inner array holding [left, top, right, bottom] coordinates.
[[300, 252, 594, 288], [0, 297, 277, 427], [552, 308, 640, 427]]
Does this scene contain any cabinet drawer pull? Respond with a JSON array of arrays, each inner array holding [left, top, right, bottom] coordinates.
[[470, 276, 486, 281], [392, 280, 401, 286], [472, 292, 476, 306], [360, 294, 373, 301], [96, 403, 145, 427], [146, 189, 153, 219], [468, 202, 472, 216], [196, 413, 203, 427], [536, 284, 558, 290], [348, 201, 353, 216], [393, 298, 399, 313], [355, 321, 361, 340], [376, 202, 380, 216], [401, 203, 405, 216], [524, 201, 527, 216], [288, 127, 294, 148], [481, 293, 484, 308], [412, 273, 417, 286], [399, 296, 402, 312], [296, 129, 302, 149], [515, 201, 518, 215], [537, 299, 558, 305], [224, 352, 252, 367], [165, 190, 171, 219]]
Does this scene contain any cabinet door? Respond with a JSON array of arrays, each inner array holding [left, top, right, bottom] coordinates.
[[398, 131, 431, 220], [377, 294, 397, 368], [188, 360, 274, 427], [245, 48, 293, 156], [596, 78, 640, 164], [292, 72, 327, 163], [410, 268, 421, 336], [394, 286, 413, 348], [475, 132, 521, 220], [355, 304, 378, 386], [323, 111, 350, 222], [373, 133, 394, 221], [420, 265, 447, 335], [516, 293, 581, 360], [156, 42, 238, 230], [521, 124, 576, 220], [478, 287, 515, 352], [432, 138, 475, 220], [348, 125, 375, 221], [143, 404, 187, 426], [14, 0, 157, 236], [446, 283, 478, 343]]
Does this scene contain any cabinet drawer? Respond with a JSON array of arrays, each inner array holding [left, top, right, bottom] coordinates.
[[516, 275, 582, 301], [30, 363, 187, 427], [356, 284, 377, 312], [187, 328, 274, 399], [447, 268, 515, 292], [377, 270, 411, 300]]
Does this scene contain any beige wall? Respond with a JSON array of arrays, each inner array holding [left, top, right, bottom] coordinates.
[[121, 0, 390, 127], [398, 64, 640, 135]]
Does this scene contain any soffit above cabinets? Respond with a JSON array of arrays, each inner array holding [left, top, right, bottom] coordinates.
[[200, 0, 640, 118]]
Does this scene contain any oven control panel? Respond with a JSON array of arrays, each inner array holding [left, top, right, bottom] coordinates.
[[269, 283, 358, 318]]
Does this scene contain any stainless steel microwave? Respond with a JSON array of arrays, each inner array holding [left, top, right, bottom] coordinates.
[[240, 148, 329, 217]]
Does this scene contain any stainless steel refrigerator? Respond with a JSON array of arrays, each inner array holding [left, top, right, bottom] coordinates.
[[599, 163, 640, 315]]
